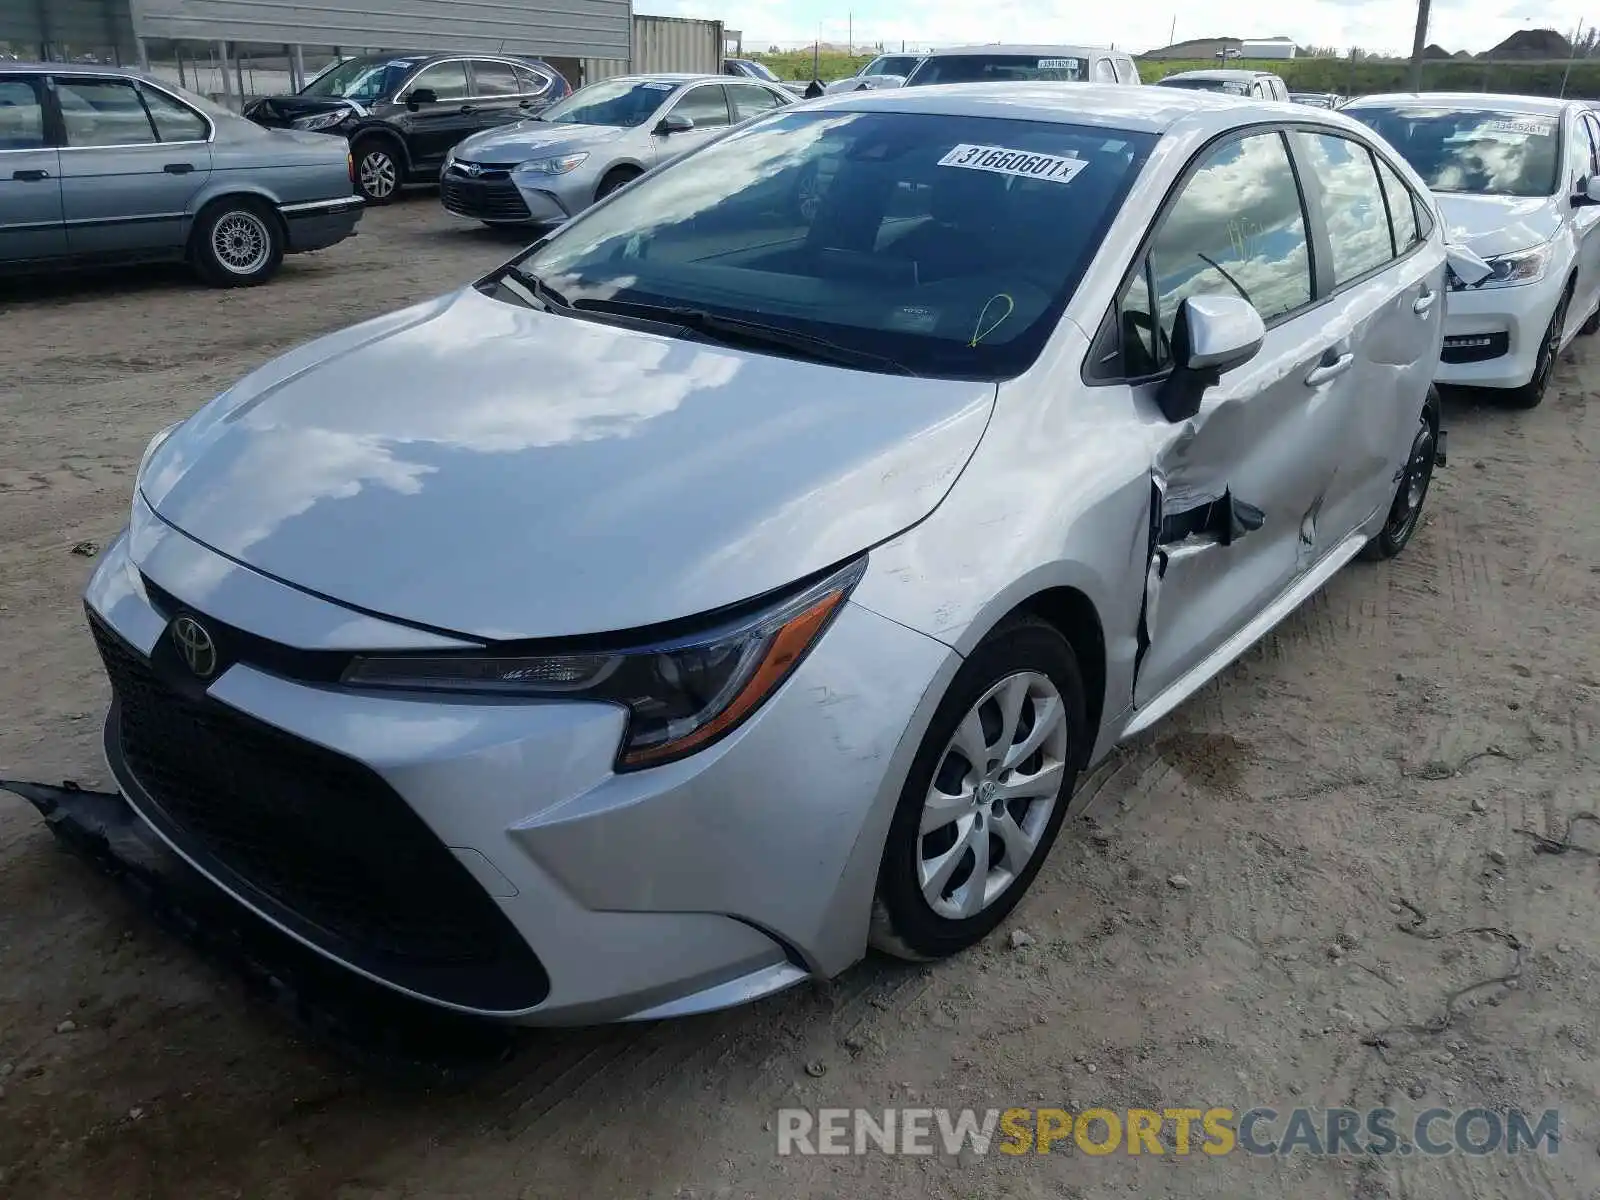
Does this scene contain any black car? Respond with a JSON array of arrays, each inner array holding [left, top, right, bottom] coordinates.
[[242, 52, 571, 204]]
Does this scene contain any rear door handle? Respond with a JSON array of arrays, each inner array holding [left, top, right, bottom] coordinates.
[[1413, 289, 1436, 315], [12, 168, 49, 181], [163, 162, 194, 174], [1305, 351, 1355, 387]]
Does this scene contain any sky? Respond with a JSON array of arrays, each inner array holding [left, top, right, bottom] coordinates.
[[636, 0, 1585, 58]]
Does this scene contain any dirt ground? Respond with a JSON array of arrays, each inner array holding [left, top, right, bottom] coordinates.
[[2, 197, 1598, 1200]]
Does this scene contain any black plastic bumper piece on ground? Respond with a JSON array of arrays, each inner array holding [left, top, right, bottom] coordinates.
[[2, 778, 520, 1085]]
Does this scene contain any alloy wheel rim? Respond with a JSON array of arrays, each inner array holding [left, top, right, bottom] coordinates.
[[1536, 298, 1567, 392], [361, 151, 397, 198], [211, 211, 270, 275], [1384, 419, 1434, 541], [916, 671, 1070, 921]]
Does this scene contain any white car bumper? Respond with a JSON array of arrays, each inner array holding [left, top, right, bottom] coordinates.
[[1437, 267, 1567, 389]]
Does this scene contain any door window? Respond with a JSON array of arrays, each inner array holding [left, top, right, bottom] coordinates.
[[139, 85, 207, 142], [0, 77, 46, 149], [1290, 131, 1394, 285], [407, 61, 470, 102], [728, 82, 785, 121], [1132, 130, 1313, 372], [670, 84, 731, 129], [56, 78, 157, 147], [471, 60, 521, 97], [1373, 156, 1420, 253], [514, 65, 554, 97], [1092, 57, 1119, 82]]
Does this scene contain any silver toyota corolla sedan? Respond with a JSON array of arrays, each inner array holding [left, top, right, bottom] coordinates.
[[439, 73, 793, 226], [76, 83, 1455, 1025], [1, 62, 361, 286]]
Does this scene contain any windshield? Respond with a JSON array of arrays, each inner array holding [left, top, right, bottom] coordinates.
[[541, 79, 676, 127], [905, 54, 1089, 86], [300, 56, 416, 102], [864, 56, 921, 77], [1157, 77, 1248, 95], [735, 59, 782, 82], [1345, 104, 1562, 196], [509, 110, 1154, 380]]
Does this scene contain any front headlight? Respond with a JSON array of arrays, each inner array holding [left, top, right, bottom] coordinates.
[[291, 109, 348, 132], [515, 152, 589, 177], [343, 557, 866, 769], [1452, 245, 1549, 291], [136, 420, 183, 487]]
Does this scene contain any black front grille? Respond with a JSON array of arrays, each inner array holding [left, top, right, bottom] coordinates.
[[90, 615, 549, 1012], [1441, 332, 1510, 364], [441, 172, 534, 221]]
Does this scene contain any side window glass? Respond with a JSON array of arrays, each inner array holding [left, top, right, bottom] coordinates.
[[408, 61, 470, 101], [1144, 130, 1313, 350], [729, 83, 784, 121], [1374, 156, 1419, 252], [139, 85, 207, 142], [0, 77, 47, 149], [56, 78, 157, 147], [672, 85, 730, 129], [1119, 263, 1163, 376], [514, 65, 552, 96], [1092, 58, 1118, 82], [1290, 131, 1393, 284], [472, 61, 520, 97], [1581, 114, 1600, 176]]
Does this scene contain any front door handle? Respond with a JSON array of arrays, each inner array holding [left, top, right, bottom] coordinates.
[[12, 168, 49, 181], [1305, 351, 1355, 387], [459, 104, 477, 114], [163, 162, 195, 174], [1413, 288, 1436, 315]]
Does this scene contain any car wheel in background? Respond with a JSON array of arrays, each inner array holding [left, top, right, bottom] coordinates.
[[1581, 301, 1600, 336], [354, 138, 402, 204], [190, 199, 284, 288], [595, 166, 641, 202], [1506, 285, 1571, 409], [1360, 386, 1441, 561], [871, 616, 1086, 961]]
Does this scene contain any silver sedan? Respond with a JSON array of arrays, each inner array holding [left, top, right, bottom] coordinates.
[[72, 84, 1456, 1026], [439, 73, 794, 227]]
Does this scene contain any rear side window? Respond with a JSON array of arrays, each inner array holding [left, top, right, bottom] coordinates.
[[514, 65, 554, 96], [140, 85, 207, 142], [1374, 156, 1420, 253], [0, 77, 46, 149], [1290, 131, 1393, 285], [472, 60, 521, 96], [55, 78, 156, 147]]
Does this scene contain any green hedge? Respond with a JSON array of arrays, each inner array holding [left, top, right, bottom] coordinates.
[[1140, 57, 1600, 97]]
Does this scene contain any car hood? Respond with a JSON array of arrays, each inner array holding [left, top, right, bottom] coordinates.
[[1434, 192, 1562, 259], [140, 288, 995, 641], [243, 94, 365, 124], [456, 121, 626, 160]]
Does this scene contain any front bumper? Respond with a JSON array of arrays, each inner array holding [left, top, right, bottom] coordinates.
[[76, 502, 955, 1024], [1437, 268, 1566, 389], [278, 196, 364, 253], [441, 163, 576, 226]]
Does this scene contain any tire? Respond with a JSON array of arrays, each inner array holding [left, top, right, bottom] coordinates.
[[1581, 303, 1600, 336], [190, 199, 284, 288], [870, 616, 1087, 961], [1505, 285, 1571, 409], [1360, 387, 1441, 561], [354, 138, 403, 204], [595, 167, 640, 202]]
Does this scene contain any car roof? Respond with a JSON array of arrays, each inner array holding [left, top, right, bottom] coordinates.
[[1162, 69, 1279, 81], [605, 73, 728, 85], [923, 44, 1120, 57], [809, 81, 1325, 133], [1343, 91, 1572, 115], [3, 60, 153, 76]]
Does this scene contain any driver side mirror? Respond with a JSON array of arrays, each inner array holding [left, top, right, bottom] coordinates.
[[1573, 175, 1600, 207], [1155, 295, 1265, 423], [404, 87, 438, 109], [656, 112, 695, 135]]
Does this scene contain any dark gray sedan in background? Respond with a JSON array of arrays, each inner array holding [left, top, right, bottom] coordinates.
[[1, 63, 361, 287]]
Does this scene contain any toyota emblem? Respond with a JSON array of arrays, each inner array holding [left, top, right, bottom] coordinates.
[[464, 162, 482, 177], [171, 615, 218, 679]]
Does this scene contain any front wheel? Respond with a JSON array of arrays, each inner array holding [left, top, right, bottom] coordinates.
[[595, 167, 640, 201], [191, 200, 283, 287], [1506, 287, 1570, 409], [354, 140, 402, 204], [1360, 389, 1440, 561], [871, 617, 1086, 961]]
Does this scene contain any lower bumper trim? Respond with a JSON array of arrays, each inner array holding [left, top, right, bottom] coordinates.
[[618, 961, 811, 1022]]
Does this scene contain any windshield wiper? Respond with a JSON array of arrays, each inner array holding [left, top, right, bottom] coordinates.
[[506, 266, 571, 311], [571, 299, 918, 376]]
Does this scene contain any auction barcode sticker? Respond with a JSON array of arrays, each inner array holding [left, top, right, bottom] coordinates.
[[938, 144, 1088, 185], [1482, 118, 1554, 136]]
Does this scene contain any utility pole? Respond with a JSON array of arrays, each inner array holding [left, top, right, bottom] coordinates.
[[1169, 14, 1176, 47], [1559, 19, 1584, 98], [813, 23, 820, 80], [848, 12, 852, 55], [1407, 0, 1430, 92]]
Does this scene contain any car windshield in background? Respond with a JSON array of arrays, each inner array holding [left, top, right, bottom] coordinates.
[[738, 59, 782, 82], [509, 110, 1154, 380], [905, 55, 1089, 85], [1158, 77, 1248, 95], [864, 56, 921, 76], [300, 56, 415, 102], [1345, 105, 1562, 197], [541, 79, 675, 127]]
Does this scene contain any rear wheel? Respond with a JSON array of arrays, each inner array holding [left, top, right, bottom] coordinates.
[[354, 138, 402, 204], [1360, 388, 1440, 561], [190, 199, 283, 288], [871, 618, 1086, 961], [1505, 286, 1570, 409]]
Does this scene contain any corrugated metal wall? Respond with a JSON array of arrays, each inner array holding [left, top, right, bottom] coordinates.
[[127, 0, 631, 60], [581, 13, 722, 86], [0, 0, 138, 60]]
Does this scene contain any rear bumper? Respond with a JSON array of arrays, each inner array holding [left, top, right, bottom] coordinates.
[[279, 196, 363, 253]]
